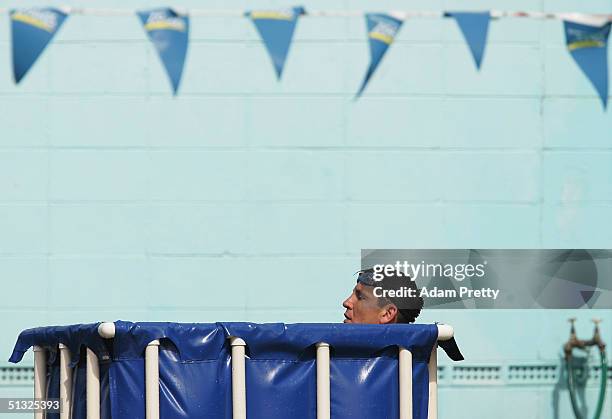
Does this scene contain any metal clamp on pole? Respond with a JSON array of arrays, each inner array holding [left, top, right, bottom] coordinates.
[[230, 337, 247, 419]]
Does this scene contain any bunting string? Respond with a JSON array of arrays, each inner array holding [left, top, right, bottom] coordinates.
[[0, 8, 611, 19]]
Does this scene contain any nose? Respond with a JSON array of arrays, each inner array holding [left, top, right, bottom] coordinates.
[[342, 294, 353, 310]]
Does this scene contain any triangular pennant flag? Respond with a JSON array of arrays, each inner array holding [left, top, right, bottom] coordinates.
[[445, 11, 491, 69], [247, 7, 305, 79], [10, 8, 68, 84], [563, 18, 611, 109], [138, 8, 189, 95], [356, 13, 404, 98]]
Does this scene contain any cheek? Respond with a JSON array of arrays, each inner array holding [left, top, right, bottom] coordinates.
[[354, 300, 376, 322]]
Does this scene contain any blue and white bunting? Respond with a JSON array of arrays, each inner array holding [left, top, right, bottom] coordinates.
[[357, 13, 404, 98], [445, 11, 491, 69], [563, 15, 611, 109], [10, 8, 68, 84], [4, 6, 612, 111], [138, 8, 189, 95], [247, 7, 305, 79]]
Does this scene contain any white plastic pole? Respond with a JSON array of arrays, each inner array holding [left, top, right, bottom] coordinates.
[[94, 322, 115, 419], [145, 340, 160, 419], [426, 325, 454, 419], [436, 324, 454, 342], [33, 346, 47, 419], [230, 337, 247, 419], [58, 344, 72, 419], [316, 342, 330, 419], [86, 348, 100, 419], [399, 347, 413, 419], [427, 343, 438, 419]]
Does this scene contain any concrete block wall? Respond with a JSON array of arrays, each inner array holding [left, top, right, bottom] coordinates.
[[0, 1, 611, 418]]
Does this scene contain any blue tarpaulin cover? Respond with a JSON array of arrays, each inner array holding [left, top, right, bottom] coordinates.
[[10, 321, 460, 419]]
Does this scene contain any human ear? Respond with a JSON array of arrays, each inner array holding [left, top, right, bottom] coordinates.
[[379, 304, 398, 324]]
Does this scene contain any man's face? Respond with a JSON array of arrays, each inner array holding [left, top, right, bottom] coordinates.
[[342, 282, 385, 324]]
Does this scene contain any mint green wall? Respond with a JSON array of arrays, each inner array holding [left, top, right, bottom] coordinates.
[[0, 1, 611, 418]]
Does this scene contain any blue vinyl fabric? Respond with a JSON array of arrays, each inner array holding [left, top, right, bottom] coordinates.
[[72, 354, 111, 419], [8, 323, 112, 419], [46, 355, 60, 419], [10, 321, 443, 419]]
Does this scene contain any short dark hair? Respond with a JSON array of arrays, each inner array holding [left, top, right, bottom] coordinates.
[[358, 268, 424, 323]]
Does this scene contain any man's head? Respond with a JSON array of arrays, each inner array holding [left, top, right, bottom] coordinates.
[[342, 268, 423, 324]]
